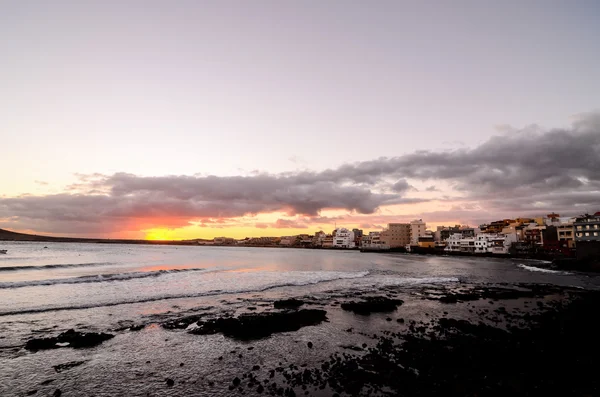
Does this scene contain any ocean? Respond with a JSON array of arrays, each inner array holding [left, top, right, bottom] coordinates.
[[1, 241, 598, 396]]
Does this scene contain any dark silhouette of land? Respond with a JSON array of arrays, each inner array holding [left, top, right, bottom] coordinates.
[[0, 228, 204, 246]]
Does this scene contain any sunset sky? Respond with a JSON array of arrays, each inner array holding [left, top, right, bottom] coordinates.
[[1, 1, 599, 240]]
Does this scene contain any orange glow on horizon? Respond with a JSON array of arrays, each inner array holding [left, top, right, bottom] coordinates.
[[145, 229, 180, 241]]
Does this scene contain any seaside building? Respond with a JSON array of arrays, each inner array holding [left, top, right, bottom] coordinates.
[[574, 212, 600, 242], [381, 223, 411, 248], [213, 237, 236, 245], [474, 233, 518, 254], [418, 235, 435, 248], [312, 231, 327, 247], [435, 225, 477, 242], [445, 233, 465, 252], [361, 231, 387, 249], [410, 219, 426, 245], [557, 223, 575, 249], [481, 219, 515, 234], [446, 233, 516, 254], [322, 235, 334, 248], [352, 228, 363, 247], [332, 228, 355, 248], [279, 236, 297, 246], [523, 223, 546, 246]]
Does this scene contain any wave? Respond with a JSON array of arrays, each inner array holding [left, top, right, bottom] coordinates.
[[376, 276, 460, 285], [0, 268, 209, 289], [0, 272, 464, 317], [517, 264, 571, 275], [0, 262, 116, 272], [0, 270, 371, 316]]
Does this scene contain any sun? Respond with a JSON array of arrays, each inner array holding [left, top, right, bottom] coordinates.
[[145, 229, 175, 241]]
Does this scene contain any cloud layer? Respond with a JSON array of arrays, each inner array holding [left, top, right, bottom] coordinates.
[[1, 112, 599, 235]]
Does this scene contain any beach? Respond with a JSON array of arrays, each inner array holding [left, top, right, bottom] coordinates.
[[1, 242, 599, 396]]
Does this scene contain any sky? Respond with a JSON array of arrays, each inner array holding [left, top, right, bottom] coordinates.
[[1, 0, 599, 239]]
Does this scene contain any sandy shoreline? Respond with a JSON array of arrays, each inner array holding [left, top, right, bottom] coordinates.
[[2, 281, 598, 396]]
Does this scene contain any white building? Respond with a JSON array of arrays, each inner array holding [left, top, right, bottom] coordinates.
[[410, 219, 427, 245], [445, 233, 464, 252], [332, 228, 355, 248], [446, 233, 517, 254]]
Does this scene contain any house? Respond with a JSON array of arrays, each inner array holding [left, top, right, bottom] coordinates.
[[213, 237, 236, 245], [279, 236, 297, 246], [332, 228, 355, 248], [322, 235, 334, 248], [447, 233, 517, 254], [574, 212, 600, 242], [410, 219, 427, 245], [418, 235, 435, 248], [381, 223, 411, 248]]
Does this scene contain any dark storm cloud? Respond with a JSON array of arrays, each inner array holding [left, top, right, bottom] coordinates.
[[1, 112, 599, 234]]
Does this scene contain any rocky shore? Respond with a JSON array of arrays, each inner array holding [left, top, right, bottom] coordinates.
[[15, 282, 600, 396]]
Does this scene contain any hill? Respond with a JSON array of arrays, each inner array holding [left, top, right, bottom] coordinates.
[[0, 228, 201, 246]]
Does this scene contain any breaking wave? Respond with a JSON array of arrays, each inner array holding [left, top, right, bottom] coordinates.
[[0, 270, 371, 316], [517, 264, 571, 275], [0, 262, 115, 272], [0, 268, 209, 289]]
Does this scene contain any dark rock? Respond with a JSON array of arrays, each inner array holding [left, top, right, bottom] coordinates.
[[166, 378, 175, 387], [341, 297, 403, 314], [53, 390, 61, 397], [129, 324, 145, 331], [307, 342, 313, 348], [253, 365, 261, 370], [233, 377, 241, 386], [340, 345, 363, 351], [274, 299, 305, 309], [26, 390, 37, 395], [386, 317, 392, 321], [257, 384, 265, 393], [161, 314, 205, 330], [25, 329, 114, 351], [53, 360, 86, 373], [188, 310, 327, 340], [40, 379, 55, 385], [180, 362, 184, 367]]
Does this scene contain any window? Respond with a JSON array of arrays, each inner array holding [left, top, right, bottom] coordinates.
[[585, 232, 589, 237], [594, 232, 599, 237], [577, 226, 582, 230]]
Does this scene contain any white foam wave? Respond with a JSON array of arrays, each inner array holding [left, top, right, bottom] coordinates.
[[0, 270, 372, 316], [0, 268, 209, 289], [517, 264, 571, 274], [379, 276, 460, 285], [0, 262, 115, 272]]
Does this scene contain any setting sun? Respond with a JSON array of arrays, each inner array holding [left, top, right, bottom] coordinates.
[[145, 229, 178, 241]]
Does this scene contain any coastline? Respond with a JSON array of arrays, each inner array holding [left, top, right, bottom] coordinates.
[[3, 227, 597, 273], [3, 281, 599, 396]]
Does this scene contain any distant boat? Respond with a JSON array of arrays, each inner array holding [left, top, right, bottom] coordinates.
[[0, 250, 7, 254]]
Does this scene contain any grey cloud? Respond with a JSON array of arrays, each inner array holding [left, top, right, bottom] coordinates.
[[391, 179, 412, 193], [1, 111, 599, 235]]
